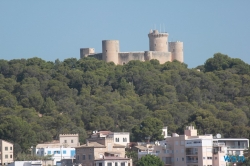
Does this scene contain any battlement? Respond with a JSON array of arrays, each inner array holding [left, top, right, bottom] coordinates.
[[79, 29, 183, 64], [59, 134, 79, 137], [148, 33, 168, 38]]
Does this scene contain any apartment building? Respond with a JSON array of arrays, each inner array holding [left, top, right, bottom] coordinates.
[[0, 139, 14, 165], [36, 134, 80, 149], [75, 131, 132, 166], [35, 134, 79, 165], [36, 147, 75, 165], [135, 126, 249, 166], [91, 131, 130, 147]]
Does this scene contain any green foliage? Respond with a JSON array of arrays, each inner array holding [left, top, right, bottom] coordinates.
[[126, 150, 138, 165], [132, 117, 164, 142], [0, 54, 250, 156], [137, 155, 164, 166]]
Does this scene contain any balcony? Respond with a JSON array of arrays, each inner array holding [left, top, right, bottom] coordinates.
[[213, 142, 225, 146], [227, 146, 247, 149], [186, 160, 198, 163], [138, 151, 159, 156], [186, 151, 198, 155], [162, 145, 171, 149]]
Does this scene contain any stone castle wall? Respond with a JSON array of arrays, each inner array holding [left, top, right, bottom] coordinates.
[[79, 29, 184, 64]]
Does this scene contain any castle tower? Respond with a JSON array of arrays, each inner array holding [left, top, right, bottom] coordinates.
[[80, 48, 95, 58], [148, 29, 169, 52], [102, 40, 119, 65], [169, 41, 184, 63]]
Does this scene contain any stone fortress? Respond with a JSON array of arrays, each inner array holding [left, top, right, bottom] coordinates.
[[80, 29, 184, 65]]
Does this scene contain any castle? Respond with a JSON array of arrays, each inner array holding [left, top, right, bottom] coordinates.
[[80, 29, 184, 65]]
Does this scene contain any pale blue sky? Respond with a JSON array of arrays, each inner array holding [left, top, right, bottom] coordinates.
[[1, 1, 249, 68]]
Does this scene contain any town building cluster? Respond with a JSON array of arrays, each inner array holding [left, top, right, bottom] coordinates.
[[80, 29, 184, 65], [1, 126, 249, 166]]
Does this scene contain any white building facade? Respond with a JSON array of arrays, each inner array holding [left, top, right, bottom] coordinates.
[[135, 126, 249, 166], [36, 147, 75, 165]]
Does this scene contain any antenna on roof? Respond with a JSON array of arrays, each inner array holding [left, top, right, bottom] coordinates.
[[163, 23, 165, 33], [160, 23, 161, 33]]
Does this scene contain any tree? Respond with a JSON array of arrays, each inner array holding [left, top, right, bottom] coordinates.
[[132, 117, 164, 142], [137, 155, 164, 166]]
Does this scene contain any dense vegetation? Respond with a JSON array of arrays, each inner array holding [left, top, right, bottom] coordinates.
[[1, 53, 250, 154], [137, 155, 164, 166]]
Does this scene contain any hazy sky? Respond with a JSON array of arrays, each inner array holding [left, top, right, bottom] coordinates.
[[1, 1, 249, 68]]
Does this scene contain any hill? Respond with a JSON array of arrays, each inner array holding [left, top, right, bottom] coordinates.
[[0, 53, 250, 153]]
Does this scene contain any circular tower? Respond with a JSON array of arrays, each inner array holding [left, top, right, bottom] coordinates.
[[80, 48, 95, 58], [102, 40, 119, 65], [169, 41, 184, 63], [148, 29, 169, 52]]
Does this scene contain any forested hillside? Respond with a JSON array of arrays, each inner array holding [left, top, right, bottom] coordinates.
[[0, 53, 250, 154]]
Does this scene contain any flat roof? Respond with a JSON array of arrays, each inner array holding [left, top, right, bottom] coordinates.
[[213, 138, 249, 140], [95, 157, 130, 161]]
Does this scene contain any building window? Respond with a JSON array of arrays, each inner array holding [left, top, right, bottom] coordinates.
[[10, 147, 12, 150], [115, 138, 119, 142], [115, 162, 118, 166], [77, 155, 79, 160], [98, 163, 102, 166], [5, 147, 8, 151], [121, 162, 125, 166], [123, 138, 127, 142], [63, 150, 66, 154], [215, 157, 217, 160], [5, 155, 8, 159], [64, 140, 67, 143], [107, 163, 112, 166], [89, 154, 92, 160], [54, 151, 60, 154], [10, 155, 12, 158], [207, 157, 212, 160], [182, 158, 184, 161], [203, 157, 205, 159], [48, 151, 51, 155], [71, 140, 73, 143], [82, 155, 85, 160], [176, 158, 178, 161], [175, 141, 178, 145]]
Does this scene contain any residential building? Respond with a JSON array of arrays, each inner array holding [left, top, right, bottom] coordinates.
[[94, 157, 131, 166], [36, 134, 80, 149], [134, 125, 249, 166], [75, 131, 132, 166], [91, 131, 130, 147], [36, 147, 75, 165], [0, 139, 14, 165], [8, 161, 42, 166], [35, 134, 79, 165]]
